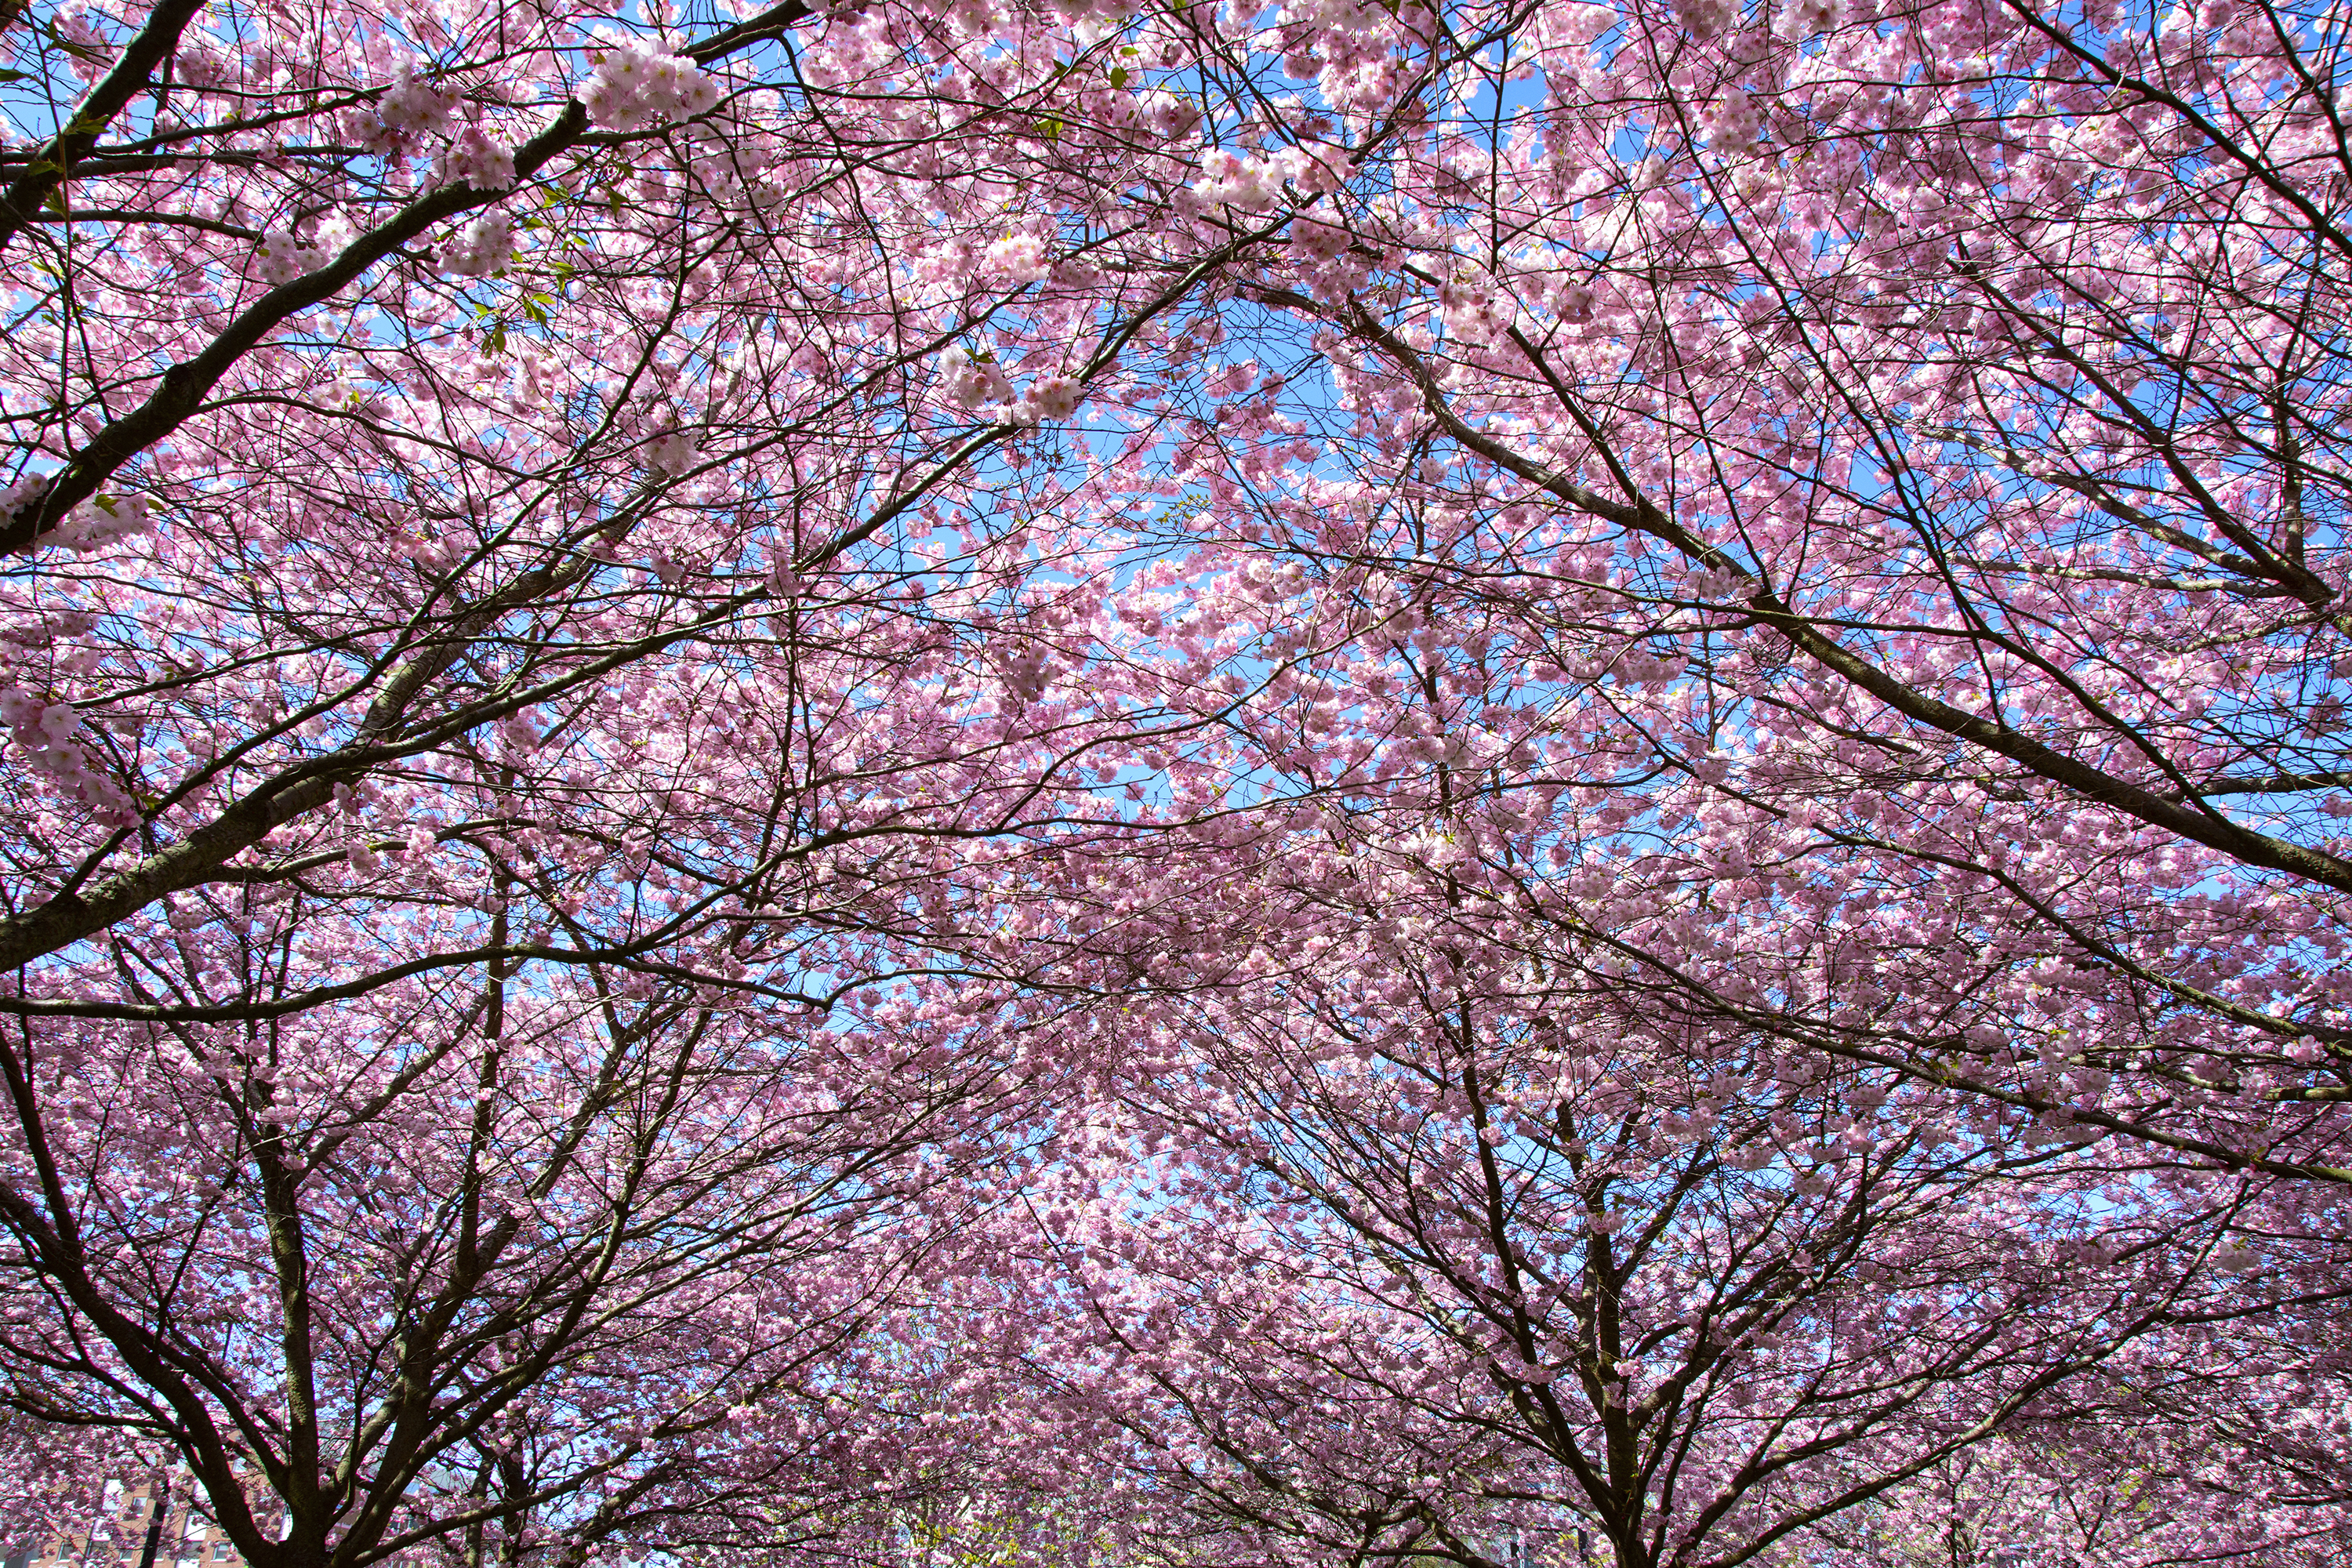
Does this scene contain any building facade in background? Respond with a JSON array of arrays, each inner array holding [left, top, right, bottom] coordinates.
[[3, 1473, 250, 1568]]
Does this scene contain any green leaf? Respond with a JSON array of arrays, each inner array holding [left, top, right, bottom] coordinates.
[[1109, 67, 1128, 88]]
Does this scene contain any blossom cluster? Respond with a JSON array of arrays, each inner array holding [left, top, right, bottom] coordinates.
[[583, 45, 724, 132], [938, 347, 1015, 408], [1025, 376, 1082, 421], [430, 125, 519, 191], [437, 213, 514, 277], [342, 64, 458, 151], [1774, 0, 1843, 37], [1703, 88, 1763, 147], [56, 492, 151, 552], [985, 233, 1054, 284], [1675, 0, 1739, 36], [252, 230, 324, 287], [644, 429, 705, 477], [1186, 145, 1345, 212], [0, 686, 134, 825], [934, 348, 1083, 422], [5, 483, 155, 554]]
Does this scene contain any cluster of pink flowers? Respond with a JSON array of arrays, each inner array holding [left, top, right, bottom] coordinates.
[[252, 230, 322, 286], [0, 685, 133, 824], [1673, 0, 1737, 34], [1185, 144, 1345, 211], [583, 44, 724, 132], [938, 346, 1015, 408], [437, 212, 513, 276], [430, 125, 518, 191], [984, 232, 1054, 284], [644, 428, 704, 477]]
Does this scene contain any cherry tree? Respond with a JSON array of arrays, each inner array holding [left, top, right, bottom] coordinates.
[[970, 769, 2350, 1566], [1, 958, 1112, 1564], [1804, 1412, 2352, 1568], [902, 0, 2352, 1550], [1129, 0, 2352, 1179], [0, 0, 1451, 1555]]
